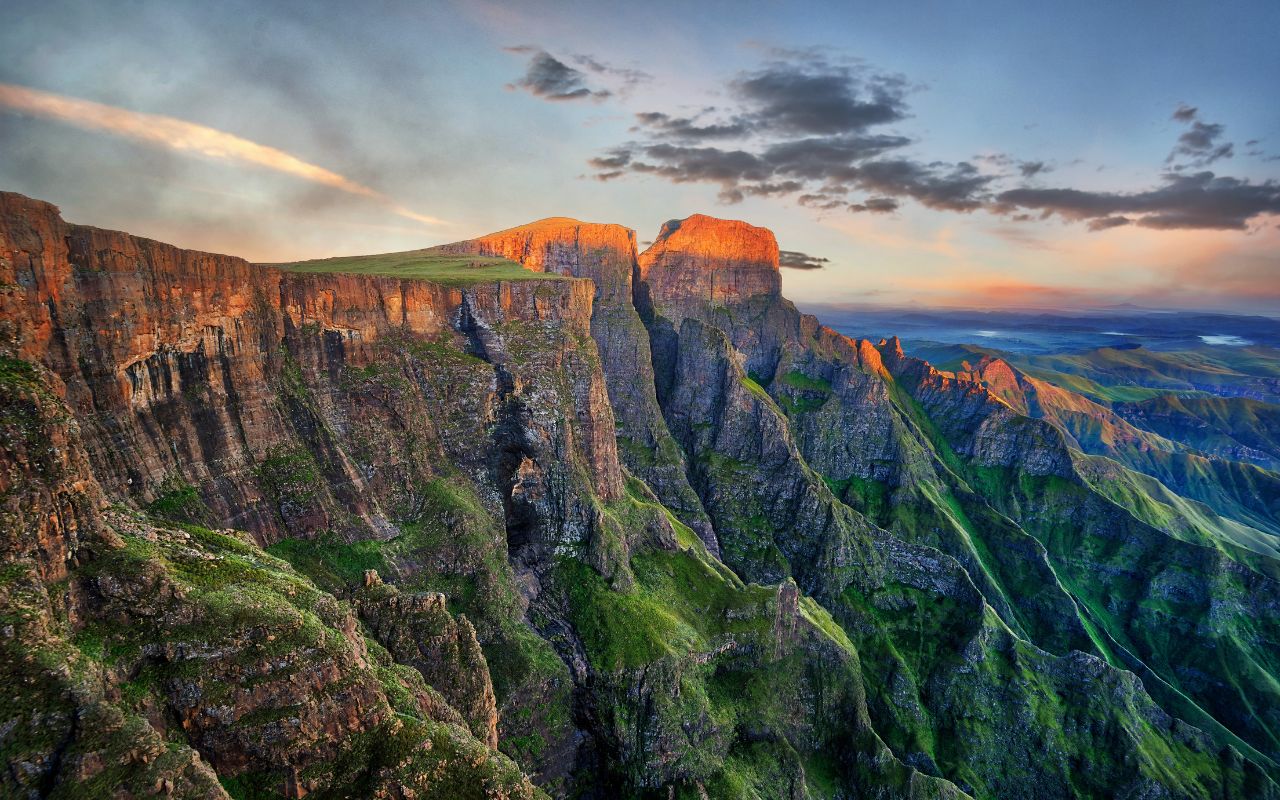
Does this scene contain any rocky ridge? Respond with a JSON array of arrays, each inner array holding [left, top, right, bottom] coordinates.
[[2, 194, 1278, 799]]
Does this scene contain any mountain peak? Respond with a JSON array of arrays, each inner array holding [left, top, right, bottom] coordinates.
[[439, 217, 638, 299], [637, 214, 781, 309], [644, 213, 779, 267]]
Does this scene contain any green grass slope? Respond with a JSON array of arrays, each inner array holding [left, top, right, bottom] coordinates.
[[1117, 394, 1280, 470], [265, 247, 563, 286]]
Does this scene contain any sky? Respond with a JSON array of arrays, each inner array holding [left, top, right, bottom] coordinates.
[[1, 0, 1278, 314]]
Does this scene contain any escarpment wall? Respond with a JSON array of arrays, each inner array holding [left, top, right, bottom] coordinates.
[[0, 192, 619, 548]]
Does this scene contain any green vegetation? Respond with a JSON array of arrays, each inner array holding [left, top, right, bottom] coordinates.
[[1118, 393, 1280, 470], [739, 374, 773, 402], [780, 370, 832, 393], [0, 354, 40, 389], [268, 248, 566, 287], [1015, 345, 1280, 404], [145, 479, 213, 525]]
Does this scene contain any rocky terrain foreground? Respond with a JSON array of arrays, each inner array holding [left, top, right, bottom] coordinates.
[[2, 191, 1278, 799]]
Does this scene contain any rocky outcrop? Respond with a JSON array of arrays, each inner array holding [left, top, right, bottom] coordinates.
[[956, 353, 1280, 538], [356, 574, 500, 748], [0, 192, 623, 557], [637, 214, 781, 309], [637, 214, 807, 380], [439, 217, 637, 302], [1116, 394, 1280, 470], [0, 346, 539, 798], [442, 217, 720, 553], [628, 213, 1280, 795]]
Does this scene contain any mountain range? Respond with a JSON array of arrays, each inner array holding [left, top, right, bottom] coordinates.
[[2, 191, 1278, 799]]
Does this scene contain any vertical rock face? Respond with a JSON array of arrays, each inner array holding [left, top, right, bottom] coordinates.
[[442, 217, 720, 553], [637, 214, 782, 312], [636, 214, 808, 382], [0, 191, 619, 548]]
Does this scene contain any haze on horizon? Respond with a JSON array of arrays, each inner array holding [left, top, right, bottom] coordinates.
[[1, 0, 1278, 315]]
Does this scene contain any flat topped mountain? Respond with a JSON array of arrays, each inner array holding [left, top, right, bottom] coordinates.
[[638, 213, 782, 306], [267, 213, 785, 307], [264, 247, 564, 287]]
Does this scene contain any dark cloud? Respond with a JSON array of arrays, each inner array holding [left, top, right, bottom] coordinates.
[[848, 197, 899, 213], [628, 143, 771, 185], [632, 111, 751, 140], [1170, 121, 1233, 166], [584, 52, 999, 215], [778, 249, 830, 269], [1019, 160, 1048, 177], [587, 149, 631, 170], [506, 48, 610, 101], [853, 160, 992, 211], [996, 171, 1280, 230], [1167, 106, 1234, 167], [742, 180, 806, 197], [797, 193, 847, 210], [584, 54, 1273, 235], [763, 134, 913, 179], [730, 60, 909, 135], [1086, 215, 1132, 231]]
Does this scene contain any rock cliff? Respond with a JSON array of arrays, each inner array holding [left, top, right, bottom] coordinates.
[[3, 192, 1278, 799], [441, 217, 720, 553]]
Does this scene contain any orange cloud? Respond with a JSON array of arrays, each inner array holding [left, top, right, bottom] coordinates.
[[0, 82, 448, 228]]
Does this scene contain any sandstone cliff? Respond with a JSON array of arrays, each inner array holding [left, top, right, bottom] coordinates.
[[441, 217, 720, 553], [3, 192, 1278, 799]]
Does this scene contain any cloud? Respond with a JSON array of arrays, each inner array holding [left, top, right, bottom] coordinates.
[[632, 111, 751, 140], [584, 54, 1273, 236], [1167, 106, 1234, 167], [588, 148, 632, 170], [571, 54, 651, 92], [848, 197, 899, 213], [1086, 215, 1132, 231], [585, 53, 991, 216], [506, 48, 610, 101], [798, 193, 848, 210], [627, 144, 772, 185], [976, 152, 1051, 179], [0, 81, 447, 226], [1019, 160, 1049, 177], [851, 160, 992, 211], [730, 59, 909, 135], [778, 249, 830, 269], [995, 171, 1280, 230], [763, 134, 913, 179]]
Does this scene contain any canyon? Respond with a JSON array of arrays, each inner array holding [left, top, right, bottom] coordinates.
[[2, 191, 1278, 799]]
